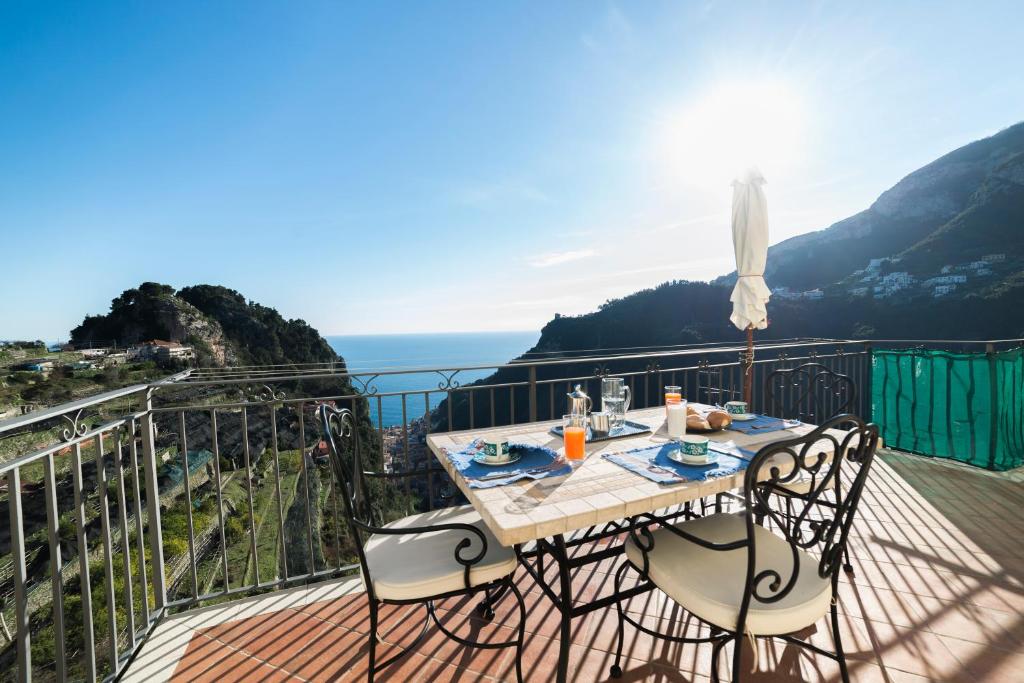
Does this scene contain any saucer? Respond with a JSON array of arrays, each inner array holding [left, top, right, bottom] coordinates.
[[730, 413, 756, 421], [668, 451, 719, 466], [473, 451, 522, 467]]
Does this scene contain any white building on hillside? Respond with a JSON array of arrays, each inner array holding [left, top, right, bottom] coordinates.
[[924, 274, 967, 287]]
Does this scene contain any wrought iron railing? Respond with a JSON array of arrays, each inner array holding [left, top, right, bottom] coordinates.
[[1, 336, 1017, 681]]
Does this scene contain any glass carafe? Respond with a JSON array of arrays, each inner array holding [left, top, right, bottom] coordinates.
[[601, 377, 631, 430]]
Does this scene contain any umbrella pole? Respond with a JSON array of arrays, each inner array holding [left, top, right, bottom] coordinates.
[[743, 325, 754, 406]]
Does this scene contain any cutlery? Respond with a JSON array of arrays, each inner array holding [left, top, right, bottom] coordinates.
[[468, 462, 566, 481]]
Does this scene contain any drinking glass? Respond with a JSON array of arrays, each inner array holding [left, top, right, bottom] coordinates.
[[562, 414, 587, 463], [664, 385, 682, 416], [666, 400, 689, 440], [601, 377, 631, 430]]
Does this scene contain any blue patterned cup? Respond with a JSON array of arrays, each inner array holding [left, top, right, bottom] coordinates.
[[725, 400, 748, 416], [482, 438, 511, 462], [679, 435, 710, 458]]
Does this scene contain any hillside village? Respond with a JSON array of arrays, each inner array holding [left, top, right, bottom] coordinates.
[[772, 251, 1009, 301], [0, 339, 195, 419], [3, 339, 194, 373]]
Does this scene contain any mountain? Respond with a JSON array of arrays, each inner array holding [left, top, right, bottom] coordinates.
[[899, 150, 1024, 273], [731, 121, 1024, 292], [435, 122, 1024, 429], [70, 282, 338, 368], [544, 121, 1024, 347]]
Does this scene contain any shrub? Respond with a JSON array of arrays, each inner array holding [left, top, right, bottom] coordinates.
[[224, 516, 245, 543]]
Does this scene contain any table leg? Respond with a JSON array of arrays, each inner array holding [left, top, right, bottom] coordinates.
[[552, 534, 573, 683]]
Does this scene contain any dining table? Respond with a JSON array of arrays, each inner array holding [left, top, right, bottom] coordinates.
[[426, 404, 821, 683]]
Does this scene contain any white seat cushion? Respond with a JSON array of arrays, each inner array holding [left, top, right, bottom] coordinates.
[[625, 514, 832, 635], [363, 505, 517, 601], [777, 471, 841, 496]]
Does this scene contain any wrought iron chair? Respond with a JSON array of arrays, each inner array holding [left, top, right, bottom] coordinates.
[[609, 414, 879, 682], [318, 404, 526, 683], [763, 362, 855, 424], [763, 362, 858, 572]]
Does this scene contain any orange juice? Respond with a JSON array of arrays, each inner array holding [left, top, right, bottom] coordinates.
[[665, 385, 682, 416], [564, 426, 586, 461]]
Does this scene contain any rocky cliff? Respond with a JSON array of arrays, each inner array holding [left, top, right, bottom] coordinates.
[[70, 282, 336, 368]]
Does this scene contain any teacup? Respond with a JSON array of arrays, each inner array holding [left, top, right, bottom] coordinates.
[[725, 400, 749, 416], [679, 435, 710, 460], [482, 438, 511, 462]]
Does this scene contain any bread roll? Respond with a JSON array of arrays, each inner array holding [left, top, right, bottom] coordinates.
[[707, 410, 732, 430], [686, 414, 710, 431]]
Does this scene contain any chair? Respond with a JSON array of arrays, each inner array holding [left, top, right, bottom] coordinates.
[[609, 414, 879, 682], [763, 362, 858, 572], [319, 404, 526, 683], [763, 362, 855, 424]]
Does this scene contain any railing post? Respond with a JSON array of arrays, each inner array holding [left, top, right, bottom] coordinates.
[[7, 469, 31, 683], [863, 341, 873, 421], [528, 365, 537, 423], [986, 342, 999, 469], [141, 390, 167, 611]]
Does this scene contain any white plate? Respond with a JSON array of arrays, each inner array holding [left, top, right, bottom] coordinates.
[[668, 451, 719, 466], [472, 451, 522, 467], [730, 413, 756, 421]]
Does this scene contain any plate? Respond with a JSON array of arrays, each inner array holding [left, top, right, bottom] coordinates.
[[472, 451, 522, 467], [686, 423, 725, 434], [668, 450, 719, 466], [730, 413, 756, 421]]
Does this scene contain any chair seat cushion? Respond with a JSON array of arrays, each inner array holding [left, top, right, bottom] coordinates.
[[777, 469, 842, 496], [777, 472, 814, 495], [363, 505, 516, 601], [625, 514, 832, 635]]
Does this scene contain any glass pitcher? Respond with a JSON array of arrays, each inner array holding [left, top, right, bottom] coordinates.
[[601, 377, 631, 430]]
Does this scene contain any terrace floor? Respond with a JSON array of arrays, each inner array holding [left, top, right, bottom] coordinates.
[[127, 450, 1024, 682]]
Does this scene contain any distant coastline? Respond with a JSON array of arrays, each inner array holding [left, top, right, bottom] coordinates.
[[327, 330, 538, 426]]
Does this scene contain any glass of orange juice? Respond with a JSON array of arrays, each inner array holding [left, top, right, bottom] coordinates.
[[665, 385, 682, 416], [562, 414, 587, 464]]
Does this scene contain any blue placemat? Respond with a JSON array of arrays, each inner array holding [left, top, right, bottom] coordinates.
[[726, 415, 800, 435], [444, 439, 571, 489], [603, 442, 747, 486]]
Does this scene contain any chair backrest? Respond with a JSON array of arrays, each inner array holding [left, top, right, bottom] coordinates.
[[318, 403, 375, 571], [763, 362, 855, 423], [739, 414, 879, 615]]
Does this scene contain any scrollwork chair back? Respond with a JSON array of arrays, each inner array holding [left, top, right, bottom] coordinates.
[[318, 404, 376, 573], [763, 362, 855, 424], [740, 415, 878, 609]]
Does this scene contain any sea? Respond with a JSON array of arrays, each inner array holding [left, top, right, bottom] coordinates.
[[326, 331, 539, 427]]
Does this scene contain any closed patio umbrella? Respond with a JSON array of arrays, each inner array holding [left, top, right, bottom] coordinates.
[[730, 168, 771, 405]]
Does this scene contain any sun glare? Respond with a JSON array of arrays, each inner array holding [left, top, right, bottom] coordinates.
[[661, 80, 805, 189]]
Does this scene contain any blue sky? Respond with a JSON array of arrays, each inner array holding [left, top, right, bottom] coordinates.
[[2, 1, 1022, 339]]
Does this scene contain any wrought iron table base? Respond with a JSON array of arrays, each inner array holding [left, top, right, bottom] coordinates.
[[516, 505, 701, 683]]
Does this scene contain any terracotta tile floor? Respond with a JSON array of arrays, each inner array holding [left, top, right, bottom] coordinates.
[[136, 451, 1024, 682]]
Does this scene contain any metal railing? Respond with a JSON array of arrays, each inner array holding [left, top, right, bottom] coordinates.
[[0, 336, 1014, 681]]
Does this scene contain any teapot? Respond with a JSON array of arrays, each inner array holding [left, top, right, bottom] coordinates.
[[566, 384, 593, 418]]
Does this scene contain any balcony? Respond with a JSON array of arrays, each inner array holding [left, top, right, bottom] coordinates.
[[1, 339, 1022, 681], [123, 449, 1023, 682]]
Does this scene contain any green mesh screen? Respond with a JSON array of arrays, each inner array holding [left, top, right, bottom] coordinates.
[[871, 347, 1024, 471]]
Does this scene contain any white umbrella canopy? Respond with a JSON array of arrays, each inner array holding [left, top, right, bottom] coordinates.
[[730, 168, 771, 331]]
